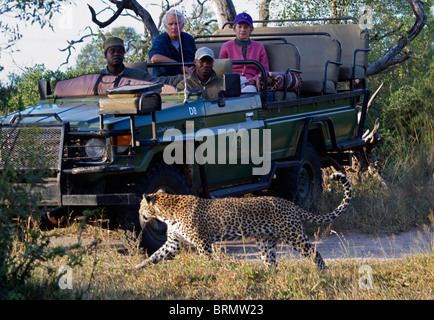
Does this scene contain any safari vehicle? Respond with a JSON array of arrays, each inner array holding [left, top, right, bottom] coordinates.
[[0, 17, 370, 254]]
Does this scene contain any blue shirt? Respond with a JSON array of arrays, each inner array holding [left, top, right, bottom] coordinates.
[[149, 32, 197, 76]]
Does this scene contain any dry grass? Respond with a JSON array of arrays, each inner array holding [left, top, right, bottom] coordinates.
[[29, 221, 434, 300], [38, 246, 434, 300], [318, 146, 434, 234], [9, 145, 434, 300]]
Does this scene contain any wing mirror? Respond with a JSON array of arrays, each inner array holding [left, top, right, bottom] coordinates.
[[218, 73, 241, 107]]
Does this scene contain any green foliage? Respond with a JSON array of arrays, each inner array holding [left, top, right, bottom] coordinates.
[[368, 9, 433, 176], [1, 1, 71, 26], [275, 0, 433, 173], [0, 130, 85, 299], [275, 0, 363, 20], [0, 80, 17, 115], [182, 4, 219, 37], [0, 65, 93, 116], [274, 0, 423, 62]]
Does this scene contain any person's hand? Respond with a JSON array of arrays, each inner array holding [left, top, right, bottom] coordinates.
[[245, 78, 256, 86]]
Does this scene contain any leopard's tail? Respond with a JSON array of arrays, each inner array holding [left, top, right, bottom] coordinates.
[[301, 172, 352, 224]]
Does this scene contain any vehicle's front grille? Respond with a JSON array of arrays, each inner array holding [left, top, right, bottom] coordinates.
[[0, 124, 65, 170]]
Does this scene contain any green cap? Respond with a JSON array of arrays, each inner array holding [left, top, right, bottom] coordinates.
[[103, 37, 124, 55]]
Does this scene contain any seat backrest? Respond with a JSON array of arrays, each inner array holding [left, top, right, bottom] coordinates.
[[211, 28, 236, 41], [213, 59, 233, 76], [311, 24, 369, 68], [263, 43, 300, 72], [125, 61, 148, 72], [54, 74, 178, 97], [283, 35, 341, 83], [252, 24, 368, 68], [196, 42, 223, 59]]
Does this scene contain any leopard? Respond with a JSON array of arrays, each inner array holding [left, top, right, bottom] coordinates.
[[135, 172, 352, 270]]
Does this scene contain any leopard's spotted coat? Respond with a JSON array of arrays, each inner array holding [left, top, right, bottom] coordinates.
[[136, 173, 352, 270]]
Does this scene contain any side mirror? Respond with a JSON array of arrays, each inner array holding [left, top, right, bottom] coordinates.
[[223, 73, 241, 97], [218, 73, 241, 107], [38, 79, 52, 100]]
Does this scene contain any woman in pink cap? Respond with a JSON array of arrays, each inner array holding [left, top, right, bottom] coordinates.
[[219, 12, 269, 92]]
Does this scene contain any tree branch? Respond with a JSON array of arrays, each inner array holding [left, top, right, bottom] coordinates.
[[88, 3, 125, 28], [59, 27, 97, 67], [366, 0, 427, 76], [157, 0, 184, 29], [366, 82, 384, 113]]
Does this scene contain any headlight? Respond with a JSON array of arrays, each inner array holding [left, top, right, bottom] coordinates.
[[112, 135, 131, 154], [85, 138, 106, 160]]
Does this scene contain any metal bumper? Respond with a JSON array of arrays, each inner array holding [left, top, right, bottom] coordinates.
[[61, 193, 138, 206]]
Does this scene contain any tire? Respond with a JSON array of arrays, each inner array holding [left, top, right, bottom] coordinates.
[[272, 143, 323, 211], [116, 163, 191, 255]]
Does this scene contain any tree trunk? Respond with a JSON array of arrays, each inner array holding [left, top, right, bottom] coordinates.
[[125, 0, 159, 40], [258, 0, 270, 27], [212, 0, 237, 28]]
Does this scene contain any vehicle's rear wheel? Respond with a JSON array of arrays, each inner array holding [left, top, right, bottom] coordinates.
[[116, 163, 191, 255], [272, 144, 323, 211]]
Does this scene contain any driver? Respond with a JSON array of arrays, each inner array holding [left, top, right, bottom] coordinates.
[[176, 47, 224, 100]]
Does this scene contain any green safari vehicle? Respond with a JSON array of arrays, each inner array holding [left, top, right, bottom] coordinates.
[[0, 17, 370, 254]]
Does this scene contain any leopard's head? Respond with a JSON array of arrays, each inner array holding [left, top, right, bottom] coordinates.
[[139, 192, 176, 223]]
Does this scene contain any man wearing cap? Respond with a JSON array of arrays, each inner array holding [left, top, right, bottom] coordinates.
[[96, 36, 183, 87], [149, 10, 197, 77], [176, 47, 224, 100], [219, 12, 269, 90]]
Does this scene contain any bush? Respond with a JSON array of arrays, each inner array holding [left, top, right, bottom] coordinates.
[[0, 64, 94, 116], [0, 131, 88, 299]]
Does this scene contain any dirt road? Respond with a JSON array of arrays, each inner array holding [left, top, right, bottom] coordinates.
[[55, 225, 433, 262], [214, 227, 434, 262]]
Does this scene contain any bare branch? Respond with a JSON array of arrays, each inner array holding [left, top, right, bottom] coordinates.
[[59, 27, 97, 67], [195, 18, 218, 35], [123, 0, 160, 40], [190, 0, 208, 20], [88, 3, 125, 28], [366, 82, 384, 113], [367, 0, 427, 76], [87, 1, 159, 40], [157, 0, 184, 29]]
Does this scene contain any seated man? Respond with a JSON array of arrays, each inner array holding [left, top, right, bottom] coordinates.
[[96, 37, 183, 87], [149, 10, 196, 76], [176, 47, 224, 100]]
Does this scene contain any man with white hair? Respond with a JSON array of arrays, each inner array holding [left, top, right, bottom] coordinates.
[[149, 9, 197, 76]]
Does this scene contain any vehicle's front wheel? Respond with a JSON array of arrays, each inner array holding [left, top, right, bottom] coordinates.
[[272, 144, 323, 211], [116, 163, 191, 255]]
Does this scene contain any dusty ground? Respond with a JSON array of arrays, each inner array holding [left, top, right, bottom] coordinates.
[[51, 223, 434, 263], [215, 227, 434, 263]]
